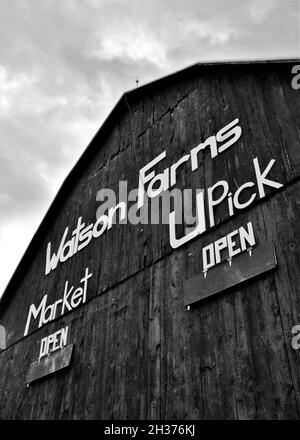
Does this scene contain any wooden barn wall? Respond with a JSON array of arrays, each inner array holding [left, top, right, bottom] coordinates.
[[0, 62, 300, 419]]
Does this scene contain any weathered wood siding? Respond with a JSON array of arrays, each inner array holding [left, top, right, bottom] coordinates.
[[0, 61, 300, 419]]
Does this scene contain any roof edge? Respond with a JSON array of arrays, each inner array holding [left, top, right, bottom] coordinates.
[[0, 57, 299, 312]]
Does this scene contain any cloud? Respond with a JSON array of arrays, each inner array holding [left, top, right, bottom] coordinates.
[[0, 0, 299, 295]]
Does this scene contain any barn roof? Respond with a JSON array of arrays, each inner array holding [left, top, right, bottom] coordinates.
[[0, 58, 299, 314]]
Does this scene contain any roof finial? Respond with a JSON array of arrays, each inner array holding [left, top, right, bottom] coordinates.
[[136, 76, 139, 87]]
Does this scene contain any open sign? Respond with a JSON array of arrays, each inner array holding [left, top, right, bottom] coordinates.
[[39, 326, 68, 360]]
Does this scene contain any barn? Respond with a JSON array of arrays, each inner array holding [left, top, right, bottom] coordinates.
[[0, 59, 300, 420]]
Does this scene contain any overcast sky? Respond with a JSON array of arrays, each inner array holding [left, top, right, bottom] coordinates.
[[0, 0, 299, 296]]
